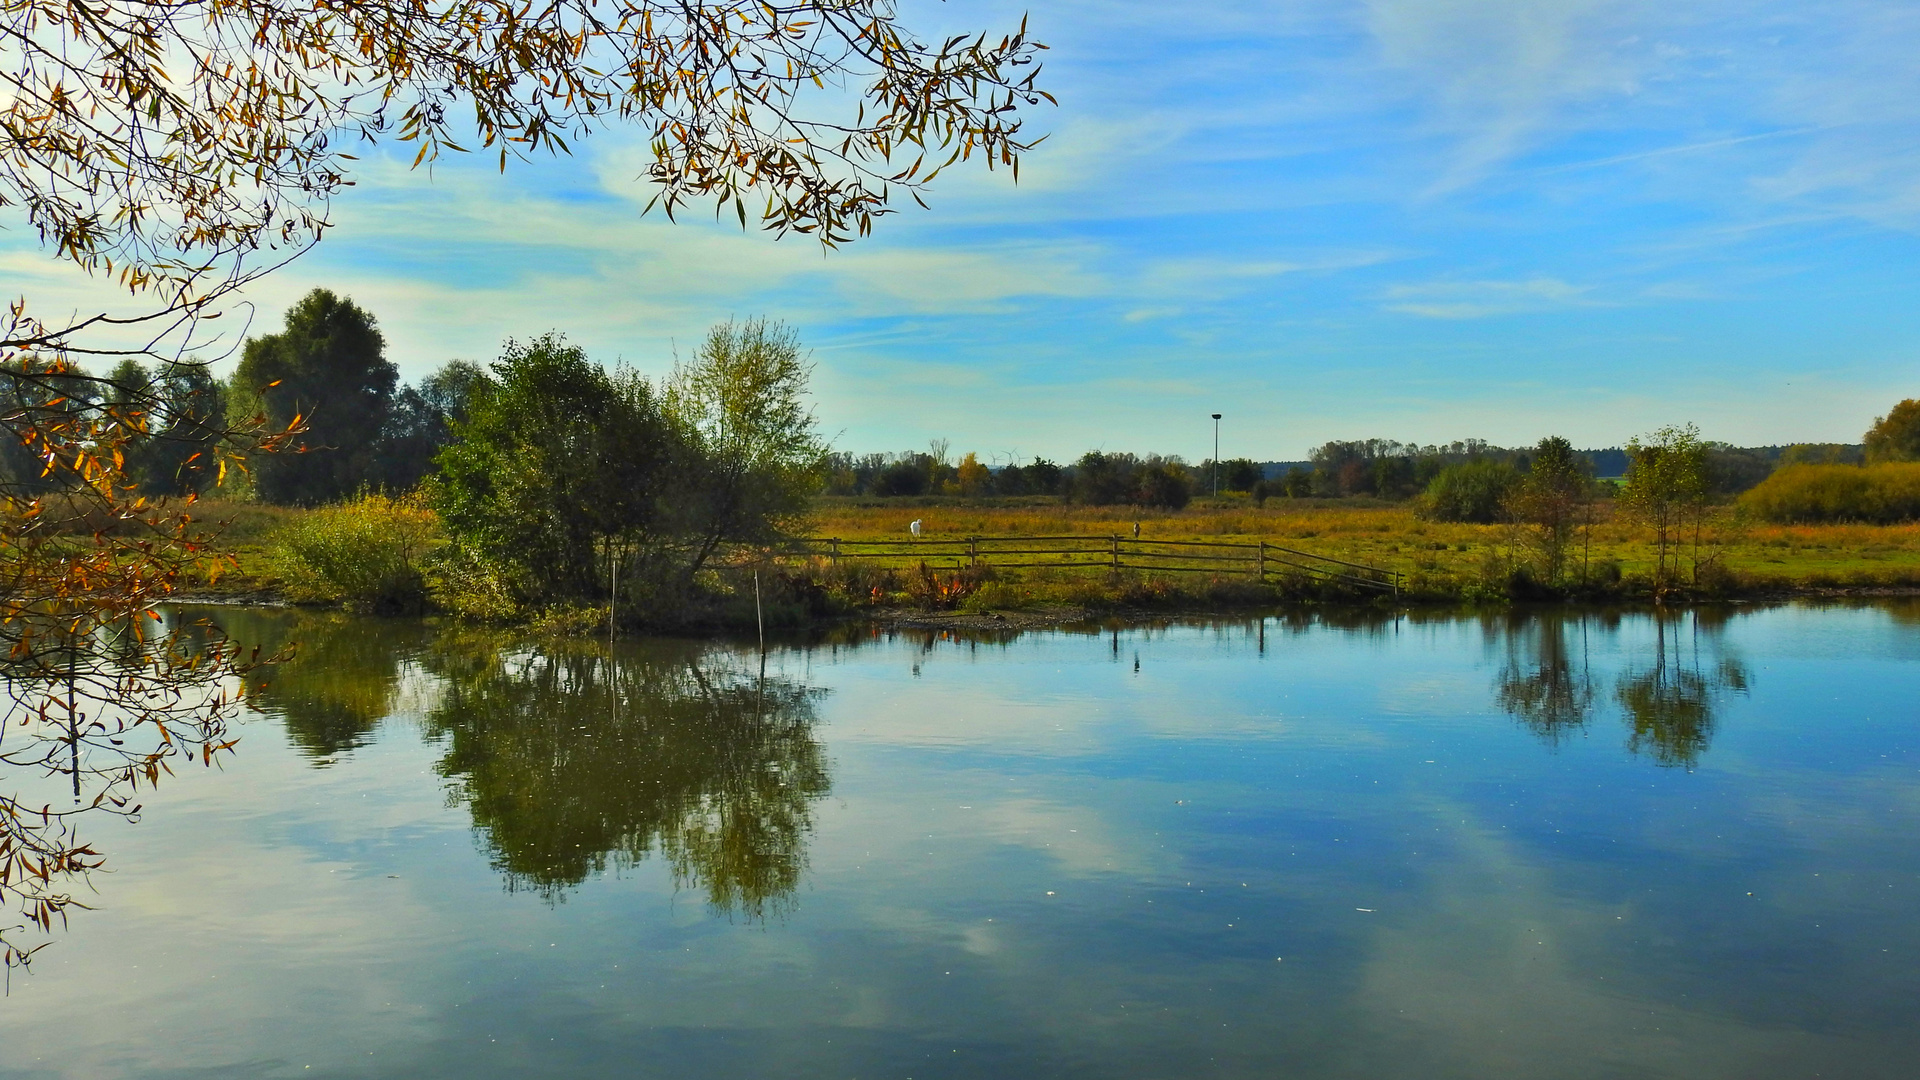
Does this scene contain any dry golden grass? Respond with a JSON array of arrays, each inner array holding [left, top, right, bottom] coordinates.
[[803, 495, 1920, 588]]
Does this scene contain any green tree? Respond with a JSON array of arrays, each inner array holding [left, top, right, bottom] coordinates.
[[1417, 460, 1519, 524], [1214, 458, 1263, 493], [373, 360, 490, 493], [661, 319, 828, 579], [1621, 424, 1710, 593], [1136, 458, 1192, 509], [431, 334, 672, 601], [138, 362, 227, 495], [1505, 436, 1590, 586], [1865, 399, 1920, 463], [232, 290, 396, 504], [1779, 442, 1863, 467]]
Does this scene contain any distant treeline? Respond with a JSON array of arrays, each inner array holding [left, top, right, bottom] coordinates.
[[825, 448, 1195, 508], [824, 437, 1868, 508], [1266, 439, 1858, 501]]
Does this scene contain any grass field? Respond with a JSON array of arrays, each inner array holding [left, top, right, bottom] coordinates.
[[805, 495, 1920, 596], [171, 494, 1920, 618]]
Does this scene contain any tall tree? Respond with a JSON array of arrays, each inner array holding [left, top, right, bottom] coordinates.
[[662, 319, 828, 578], [374, 360, 490, 493], [1864, 399, 1920, 463], [432, 335, 672, 600], [1622, 424, 1710, 593], [139, 362, 228, 496], [1505, 436, 1591, 586], [232, 290, 396, 504]]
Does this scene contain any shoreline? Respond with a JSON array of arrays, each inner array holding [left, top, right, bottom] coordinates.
[[167, 582, 1920, 636]]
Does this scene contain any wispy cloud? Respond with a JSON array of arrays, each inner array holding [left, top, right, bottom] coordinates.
[[1381, 278, 1602, 319]]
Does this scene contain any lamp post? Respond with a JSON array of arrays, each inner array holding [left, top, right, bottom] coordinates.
[[1211, 413, 1222, 498]]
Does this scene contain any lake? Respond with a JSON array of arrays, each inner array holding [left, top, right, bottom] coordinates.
[[3, 602, 1918, 1079]]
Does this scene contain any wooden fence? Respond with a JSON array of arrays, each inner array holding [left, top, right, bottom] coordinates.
[[765, 535, 1401, 594]]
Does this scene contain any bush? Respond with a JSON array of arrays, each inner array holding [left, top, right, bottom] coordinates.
[[1136, 462, 1191, 509], [1416, 461, 1519, 523], [275, 493, 438, 612], [1066, 452, 1190, 508], [423, 544, 522, 621], [1738, 463, 1920, 523]]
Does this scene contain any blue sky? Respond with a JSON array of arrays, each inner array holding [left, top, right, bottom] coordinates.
[[17, 0, 1920, 462]]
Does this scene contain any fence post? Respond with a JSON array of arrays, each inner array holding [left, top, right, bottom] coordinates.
[[970, 536, 979, 567], [1257, 541, 1265, 580], [1111, 534, 1119, 570], [830, 537, 839, 566]]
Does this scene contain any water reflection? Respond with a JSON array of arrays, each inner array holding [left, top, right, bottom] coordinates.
[[1484, 609, 1750, 767], [1492, 612, 1599, 747], [220, 609, 431, 762], [1617, 614, 1749, 768], [420, 631, 830, 918]]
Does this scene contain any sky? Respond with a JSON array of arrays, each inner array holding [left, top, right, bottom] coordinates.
[[14, 0, 1920, 463]]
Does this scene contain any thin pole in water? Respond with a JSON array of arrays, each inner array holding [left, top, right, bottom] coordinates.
[[754, 567, 765, 654], [608, 542, 618, 644]]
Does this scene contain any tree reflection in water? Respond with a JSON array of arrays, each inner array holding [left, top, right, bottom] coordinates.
[[1492, 611, 1598, 748], [1492, 609, 1749, 767], [1617, 611, 1748, 769], [217, 608, 430, 762], [420, 631, 830, 919]]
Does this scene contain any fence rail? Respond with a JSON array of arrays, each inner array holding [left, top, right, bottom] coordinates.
[[760, 534, 1401, 594]]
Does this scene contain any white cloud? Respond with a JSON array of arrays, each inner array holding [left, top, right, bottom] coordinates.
[[1381, 277, 1600, 319]]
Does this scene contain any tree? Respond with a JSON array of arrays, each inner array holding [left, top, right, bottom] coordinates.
[[1865, 399, 1920, 463], [1621, 424, 1710, 594], [373, 360, 490, 493], [1417, 460, 1519, 524], [134, 362, 228, 496], [432, 334, 672, 601], [231, 290, 396, 505], [662, 319, 829, 579], [956, 453, 992, 497], [873, 458, 931, 497], [1068, 452, 1138, 505], [1212, 458, 1263, 493], [1135, 459, 1192, 510], [1505, 437, 1590, 587]]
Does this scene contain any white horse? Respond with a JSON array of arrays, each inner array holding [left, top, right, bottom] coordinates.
[[909, 519, 923, 539]]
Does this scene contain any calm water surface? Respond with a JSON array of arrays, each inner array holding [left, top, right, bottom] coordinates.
[[3, 603, 1919, 1079]]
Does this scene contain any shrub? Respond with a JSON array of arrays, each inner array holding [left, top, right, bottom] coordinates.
[[275, 492, 438, 612], [1738, 463, 1920, 523], [1416, 461, 1519, 523], [872, 460, 928, 496], [906, 562, 989, 609], [1136, 461, 1191, 509], [423, 544, 522, 621]]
